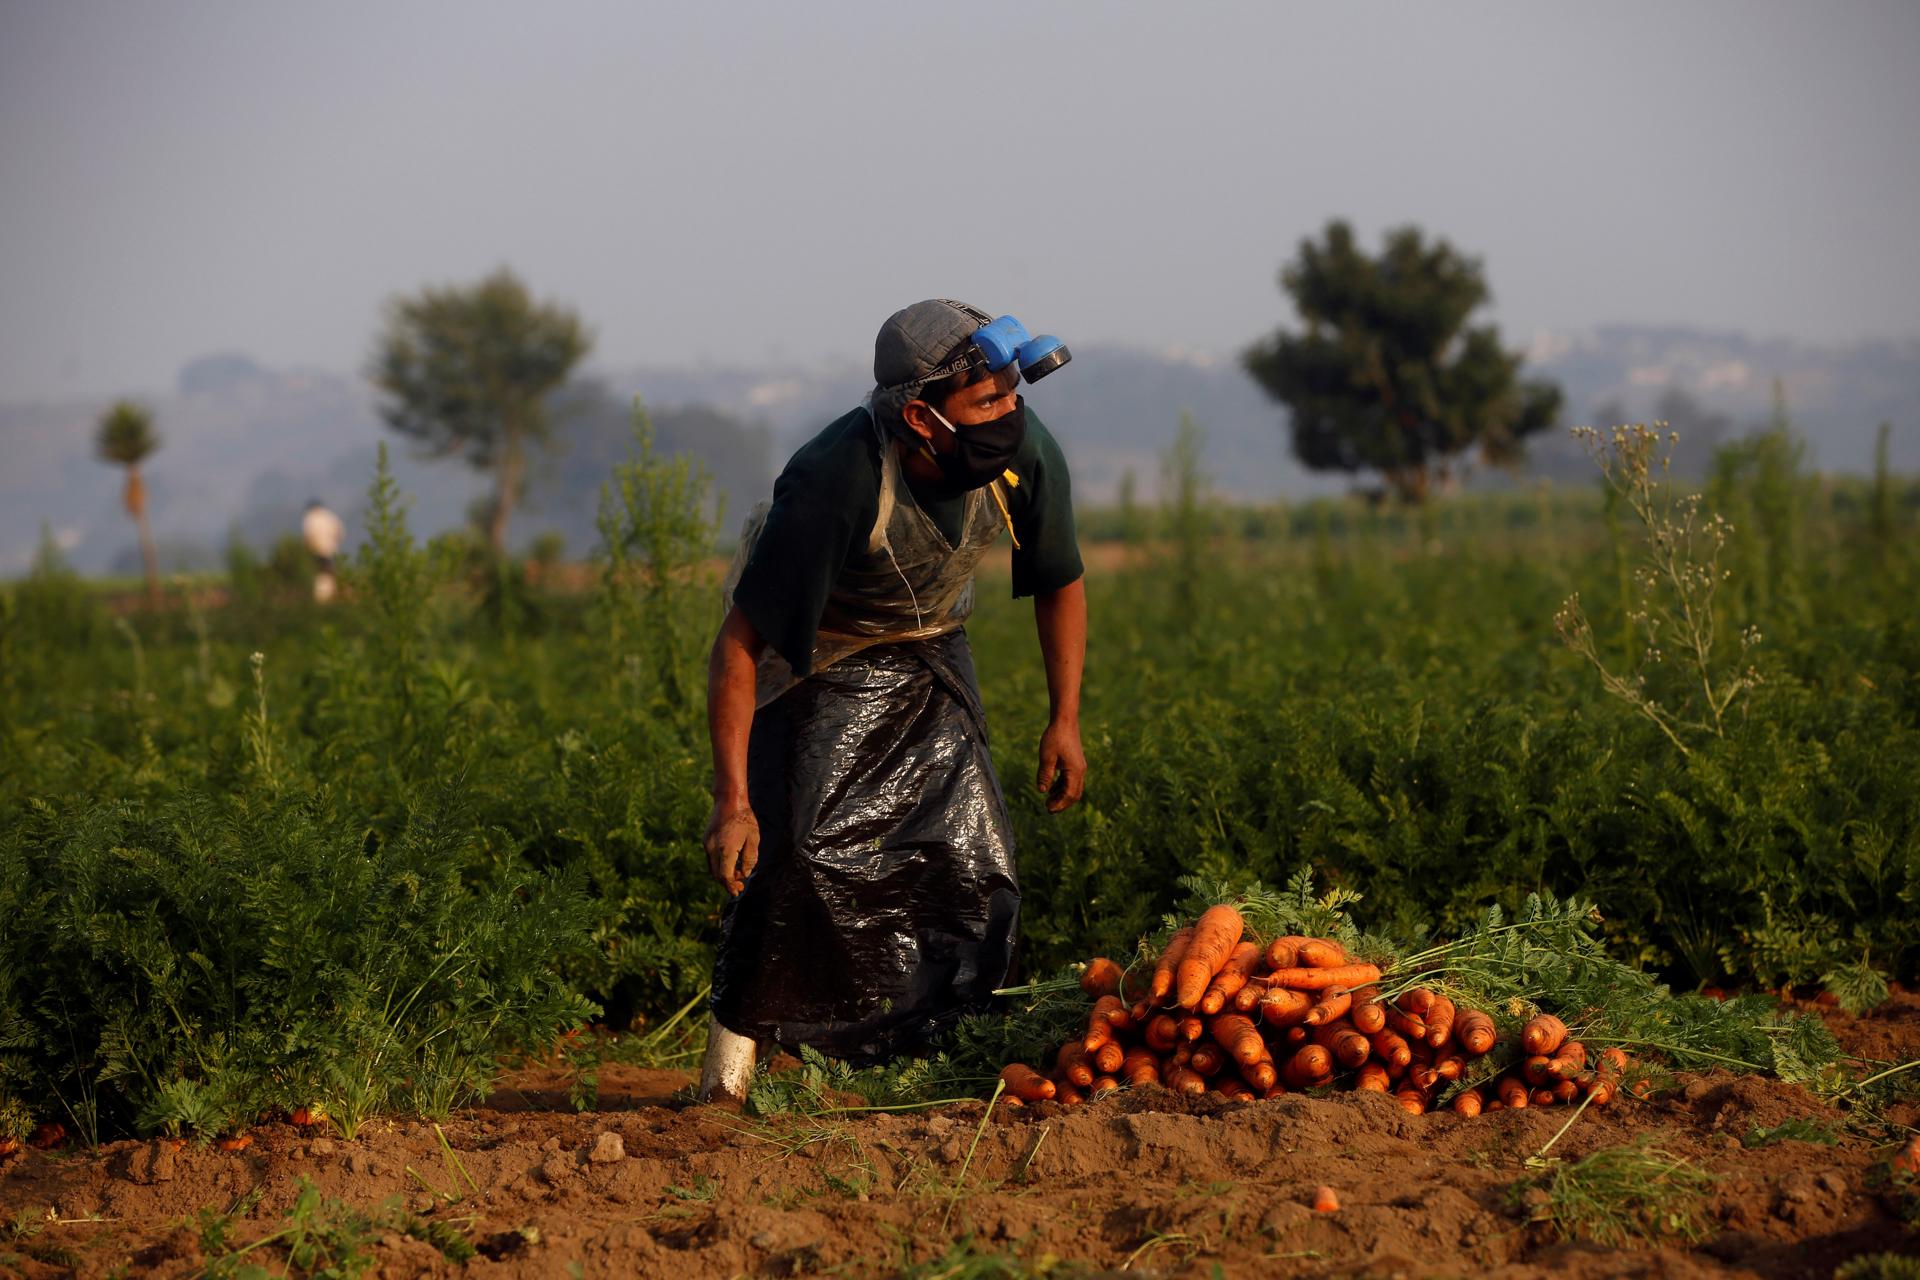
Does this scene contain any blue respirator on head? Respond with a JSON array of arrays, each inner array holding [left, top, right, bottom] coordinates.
[[969, 315, 1072, 383]]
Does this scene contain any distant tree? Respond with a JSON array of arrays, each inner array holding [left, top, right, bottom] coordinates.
[[95, 399, 162, 605], [1243, 220, 1561, 502], [368, 267, 592, 555]]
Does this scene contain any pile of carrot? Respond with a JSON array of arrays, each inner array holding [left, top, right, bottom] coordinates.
[[997, 904, 1634, 1116]]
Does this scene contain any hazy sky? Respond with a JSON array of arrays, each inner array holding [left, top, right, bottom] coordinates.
[[3, 0, 1917, 402]]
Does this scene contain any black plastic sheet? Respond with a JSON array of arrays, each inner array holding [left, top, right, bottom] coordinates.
[[710, 630, 1019, 1064]]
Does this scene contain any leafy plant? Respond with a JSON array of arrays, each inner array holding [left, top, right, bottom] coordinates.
[[594, 398, 722, 712], [195, 1176, 474, 1278], [897, 1237, 1087, 1279], [1822, 958, 1892, 1017], [1835, 1256, 1920, 1280], [1742, 1116, 1840, 1148], [1524, 1137, 1711, 1248], [1554, 424, 1762, 755]]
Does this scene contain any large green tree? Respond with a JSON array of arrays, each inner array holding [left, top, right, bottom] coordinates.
[[1243, 220, 1561, 502], [369, 267, 591, 554], [94, 400, 162, 605]]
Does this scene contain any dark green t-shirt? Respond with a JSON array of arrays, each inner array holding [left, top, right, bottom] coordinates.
[[733, 405, 1083, 675]]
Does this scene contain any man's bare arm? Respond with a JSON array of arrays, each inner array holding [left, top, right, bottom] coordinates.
[[1033, 576, 1087, 813], [705, 605, 765, 894]]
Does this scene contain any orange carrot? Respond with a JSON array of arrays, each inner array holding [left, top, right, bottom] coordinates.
[[1210, 1013, 1269, 1067], [1241, 1059, 1279, 1092], [1521, 1014, 1568, 1056], [1121, 962, 1153, 1003], [1599, 1047, 1630, 1074], [1496, 1076, 1529, 1109], [1433, 1050, 1466, 1081], [1176, 905, 1247, 1008], [1200, 941, 1263, 1015], [1297, 938, 1349, 968], [1350, 986, 1387, 1035], [1522, 1055, 1556, 1086], [1150, 926, 1196, 1003], [1422, 997, 1456, 1049], [29, 1123, 65, 1150], [216, 1134, 253, 1152], [1055, 1081, 1086, 1107], [1393, 1087, 1428, 1116], [1548, 1042, 1587, 1080], [1122, 1049, 1160, 1087], [1263, 963, 1382, 992], [1385, 1007, 1426, 1041], [1284, 1025, 1310, 1045], [1313, 1185, 1341, 1213], [1551, 1079, 1579, 1105], [1000, 1063, 1056, 1102], [1281, 1045, 1334, 1089], [1355, 1062, 1392, 1092], [1368, 1028, 1413, 1071], [1216, 1078, 1253, 1101], [1313, 1023, 1371, 1069], [1083, 995, 1131, 1052], [1531, 1087, 1558, 1107], [1144, 1013, 1180, 1052], [1090, 1075, 1120, 1097], [1055, 1041, 1095, 1088], [1583, 1075, 1616, 1106], [1178, 1015, 1205, 1043], [1451, 1089, 1484, 1118], [1093, 1040, 1125, 1076], [1485, 1099, 1506, 1112], [1453, 1008, 1496, 1056], [1165, 1065, 1207, 1096], [1189, 1042, 1226, 1077], [1258, 986, 1314, 1028], [1410, 1062, 1439, 1091], [1886, 1135, 1919, 1175], [1233, 976, 1272, 1014], [1079, 957, 1124, 999], [1264, 934, 1311, 970], [1397, 987, 1436, 1015], [1304, 988, 1354, 1027]]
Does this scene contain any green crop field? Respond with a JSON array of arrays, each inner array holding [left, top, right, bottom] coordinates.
[[3, 427, 1915, 1147]]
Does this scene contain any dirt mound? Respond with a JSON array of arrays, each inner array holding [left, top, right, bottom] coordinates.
[[1807, 989, 1920, 1066], [2, 1056, 1915, 1279]]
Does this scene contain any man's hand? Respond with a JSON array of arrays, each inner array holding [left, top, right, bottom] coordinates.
[[704, 800, 761, 896], [1036, 718, 1086, 813]]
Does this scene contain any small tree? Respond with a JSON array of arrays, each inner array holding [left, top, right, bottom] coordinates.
[[95, 400, 162, 605], [368, 268, 591, 555], [1243, 220, 1561, 502]]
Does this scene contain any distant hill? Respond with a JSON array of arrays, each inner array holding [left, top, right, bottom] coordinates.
[[3, 327, 1914, 576]]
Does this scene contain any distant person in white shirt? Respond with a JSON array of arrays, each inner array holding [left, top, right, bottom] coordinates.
[[301, 499, 345, 604]]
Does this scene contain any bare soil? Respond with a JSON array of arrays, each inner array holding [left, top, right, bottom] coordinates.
[[3, 998, 1916, 1279]]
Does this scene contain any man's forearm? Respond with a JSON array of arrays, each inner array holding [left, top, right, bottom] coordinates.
[[708, 607, 764, 804], [1034, 576, 1087, 724]]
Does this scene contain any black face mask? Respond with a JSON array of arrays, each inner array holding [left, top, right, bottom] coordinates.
[[922, 396, 1026, 496]]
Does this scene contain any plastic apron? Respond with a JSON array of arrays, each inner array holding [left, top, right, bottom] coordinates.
[[710, 406, 1021, 1063]]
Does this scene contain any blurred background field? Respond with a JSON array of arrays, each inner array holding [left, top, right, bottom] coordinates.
[[4, 418, 1914, 1142]]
